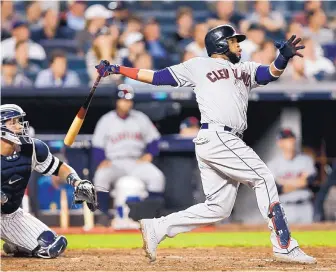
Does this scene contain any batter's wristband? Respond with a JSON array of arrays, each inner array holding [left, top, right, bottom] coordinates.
[[274, 54, 289, 70], [120, 66, 139, 80], [66, 173, 80, 187]]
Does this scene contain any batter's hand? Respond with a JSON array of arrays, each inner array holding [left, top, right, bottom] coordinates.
[[274, 35, 305, 59], [95, 60, 120, 77]]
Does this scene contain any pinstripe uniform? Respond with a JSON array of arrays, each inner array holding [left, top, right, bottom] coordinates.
[[153, 57, 300, 253], [1, 138, 60, 252]]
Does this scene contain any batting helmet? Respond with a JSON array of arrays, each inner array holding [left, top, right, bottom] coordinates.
[[205, 24, 246, 57], [116, 84, 134, 100]]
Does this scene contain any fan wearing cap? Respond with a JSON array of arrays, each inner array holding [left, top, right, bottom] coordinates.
[[118, 32, 146, 68], [267, 129, 317, 224], [64, 0, 87, 31], [75, 4, 114, 55], [1, 58, 32, 87], [92, 84, 164, 229], [1, 21, 46, 62]]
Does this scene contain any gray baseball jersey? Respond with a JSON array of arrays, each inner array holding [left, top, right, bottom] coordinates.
[[148, 57, 302, 253], [168, 57, 261, 132], [267, 153, 316, 203], [92, 109, 160, 160]]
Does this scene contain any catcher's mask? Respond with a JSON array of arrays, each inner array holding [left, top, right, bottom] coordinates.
[[0, 104, 31, 145]]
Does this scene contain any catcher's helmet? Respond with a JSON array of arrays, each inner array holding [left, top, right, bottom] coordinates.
[[0, 104, 31, 145], [205, 24, 246, 57], [116, 84, 134, 100]]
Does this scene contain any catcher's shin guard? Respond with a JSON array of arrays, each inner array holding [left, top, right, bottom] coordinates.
[[34, 231, 67, 258], [268, 202, 291, 249]]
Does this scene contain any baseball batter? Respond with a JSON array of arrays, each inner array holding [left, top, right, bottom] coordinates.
[[95, 25, 315, 263], [1, 104, 97, 258], [92, 84, 165, 229]]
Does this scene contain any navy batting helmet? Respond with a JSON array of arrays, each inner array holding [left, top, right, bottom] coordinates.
[[116, 84, 134, 100], [205, 25, 246, 59]]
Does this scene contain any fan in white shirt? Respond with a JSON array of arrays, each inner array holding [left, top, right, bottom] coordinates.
[[1, 21, 46, 62]]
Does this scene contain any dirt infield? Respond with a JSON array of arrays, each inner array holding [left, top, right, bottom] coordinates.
[[2, 247, 335, 271]]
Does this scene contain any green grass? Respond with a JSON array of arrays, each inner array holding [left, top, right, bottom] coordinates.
[[65, 231, 336, 249]]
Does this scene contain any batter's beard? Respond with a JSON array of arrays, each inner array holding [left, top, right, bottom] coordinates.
[[226, 51, 241, 64]]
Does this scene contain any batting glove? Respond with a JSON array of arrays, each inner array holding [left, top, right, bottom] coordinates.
[[95, 60, 120, 77], [274, 35, 305, 60]]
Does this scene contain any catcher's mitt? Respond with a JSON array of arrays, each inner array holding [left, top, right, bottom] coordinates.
[[74, 180, 98, 212]]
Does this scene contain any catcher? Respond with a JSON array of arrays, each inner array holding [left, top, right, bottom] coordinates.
[[1, 104, 97, 258]]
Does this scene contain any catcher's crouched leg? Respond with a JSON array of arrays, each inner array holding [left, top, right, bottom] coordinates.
[[33, 231, 67, 258]]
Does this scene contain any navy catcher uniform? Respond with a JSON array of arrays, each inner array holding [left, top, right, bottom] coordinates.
[[1, 104, 97, 258]]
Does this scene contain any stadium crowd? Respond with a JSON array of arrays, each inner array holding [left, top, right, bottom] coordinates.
[[1, 0, 336, 88], [1, 0, 336, 228]]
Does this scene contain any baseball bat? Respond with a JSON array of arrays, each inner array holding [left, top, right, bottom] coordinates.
[[64, 75, 102, 146]]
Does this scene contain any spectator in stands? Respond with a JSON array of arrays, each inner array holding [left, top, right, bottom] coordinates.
[[25, 1, 42, 31], [35, 50, 80, 88], [171, 7, 194, 46], [31, 9, 73, 42], [1, 21, 46, 61], [179, 117, 200, 138], [65, 0, 87, 31], [303, 9, 334, 45], [182, 50, 197, 62], [1, 58, 32, 87], [144, 18, 168, 59], [207, 1, 245, 29], [119, 32, 146, 68], [260, 39, 276, 64], [267, 128, 317, 224], [76, 4, 114, 55], [280, 55, 311, 83], [119, 15, 143, 47], [240, 23, 265, 61], [286, 21, 304, 40], [185, 23, 208, 57], [86, 26, 119, 85], [245, 0, 285, 40], [109, 1, 129, 25], [286, 21, 324, 57], [303, 37, 335, 81], [1, 0, 19, 40], [293, 0, 322, 26], [15, 41, 41, 76], [124, 53, 153, 86]]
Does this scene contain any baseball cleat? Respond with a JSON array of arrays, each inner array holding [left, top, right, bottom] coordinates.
[[274, 247, 317, 264], [3, 242, 31, 257], [3, 243, 18, 255], [139, 219, 158, 262]]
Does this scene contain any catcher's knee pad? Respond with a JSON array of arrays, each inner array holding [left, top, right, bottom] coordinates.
[[112, 176, 148, 219], [268, 202, 291, 249], [34, 231, 67, 258]]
